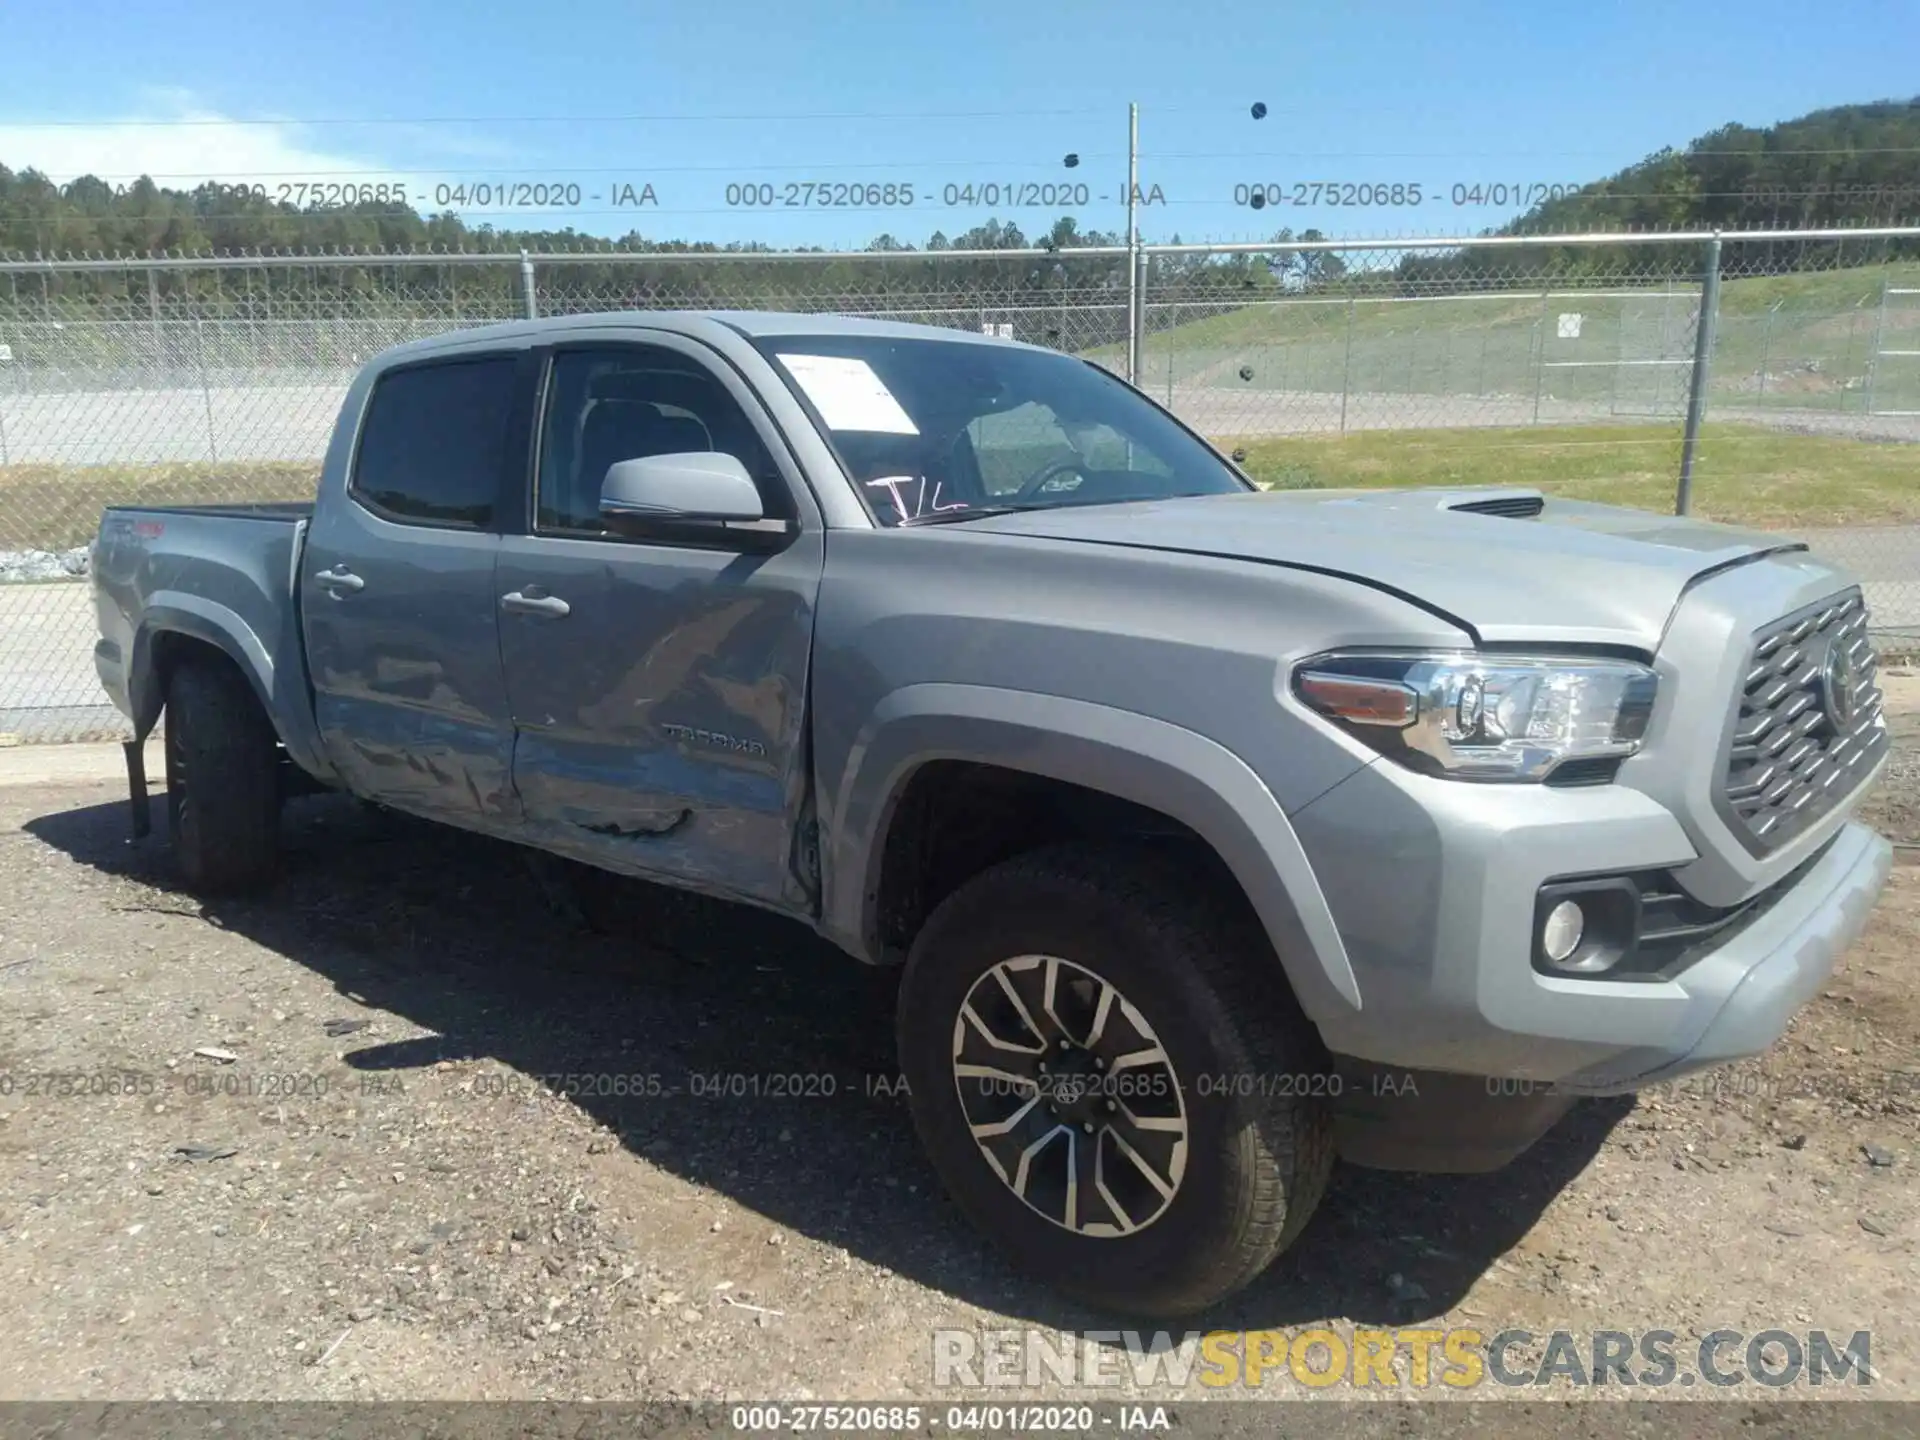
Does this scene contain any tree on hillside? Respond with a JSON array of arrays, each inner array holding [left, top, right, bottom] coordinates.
[[1382, 97, 1920, 290]]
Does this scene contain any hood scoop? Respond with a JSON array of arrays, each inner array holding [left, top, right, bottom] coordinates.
[[1445, 490, 1546, 519]]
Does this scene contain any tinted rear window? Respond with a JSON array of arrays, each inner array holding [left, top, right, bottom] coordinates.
[[352, 357, 518, 528]]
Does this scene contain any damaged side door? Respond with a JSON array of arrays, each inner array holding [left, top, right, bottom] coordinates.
[[494, 336, 823, 912], [302, 347, 536, 829]]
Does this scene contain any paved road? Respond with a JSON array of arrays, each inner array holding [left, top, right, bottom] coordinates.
[[0, 382, 349, 464], [0, 581, 127, 742]]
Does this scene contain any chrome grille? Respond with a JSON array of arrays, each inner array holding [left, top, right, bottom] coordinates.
[[1718, 588, 1887, 854]]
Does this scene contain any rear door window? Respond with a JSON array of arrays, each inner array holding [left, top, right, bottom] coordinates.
[[351, 357, 519, 528]]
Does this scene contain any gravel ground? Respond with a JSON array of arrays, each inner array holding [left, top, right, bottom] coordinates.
[[0, 682, 1914, 1407]]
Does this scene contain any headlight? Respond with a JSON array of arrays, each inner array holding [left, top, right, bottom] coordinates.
[[1294, 651, 1658, 783]]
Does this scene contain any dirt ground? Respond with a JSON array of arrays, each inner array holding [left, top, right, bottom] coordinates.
[[0, 681, 1914, 1410]]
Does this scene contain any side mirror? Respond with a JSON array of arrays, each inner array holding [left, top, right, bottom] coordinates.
[[599, 452, 765, 526]]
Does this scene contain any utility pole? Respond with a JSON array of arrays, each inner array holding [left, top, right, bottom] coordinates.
[[1675, 233, 1722, 516]]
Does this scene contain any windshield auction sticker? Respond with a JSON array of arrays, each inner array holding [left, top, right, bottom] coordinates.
[[776, 354, 920, 434]]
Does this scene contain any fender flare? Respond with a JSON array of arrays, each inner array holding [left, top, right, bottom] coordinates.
[[127, 594, 336, 782], [822, 682, 1362, 1023], [129, 593, 276, 740]]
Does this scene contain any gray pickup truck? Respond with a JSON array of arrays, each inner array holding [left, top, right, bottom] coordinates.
[[91, 312, 1892, 1315]]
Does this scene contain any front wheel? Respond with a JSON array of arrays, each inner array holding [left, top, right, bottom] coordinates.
[[896, 844, 1333, 1316]]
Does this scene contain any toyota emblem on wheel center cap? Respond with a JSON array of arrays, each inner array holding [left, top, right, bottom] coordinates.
[[1820, 641, 1860, 732]]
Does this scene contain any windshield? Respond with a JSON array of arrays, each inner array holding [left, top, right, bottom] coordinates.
[[754, 335, 1249, 526]]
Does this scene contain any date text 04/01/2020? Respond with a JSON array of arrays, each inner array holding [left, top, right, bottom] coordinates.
[[172, 180, 660, 209]]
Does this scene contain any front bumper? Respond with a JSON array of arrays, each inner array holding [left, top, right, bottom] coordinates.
[[1293, 755, 1892, 1088], [1559, 818, 1891, 1093], [1284, 559, 1895, 1171]]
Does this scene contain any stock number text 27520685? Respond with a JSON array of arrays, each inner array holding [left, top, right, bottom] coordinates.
[[720, 181, 1133, 208]]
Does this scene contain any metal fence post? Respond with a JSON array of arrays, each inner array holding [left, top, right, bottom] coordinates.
[[1757, 300, 1780, 399], [1124, 101, 1140, 384], [1675, 233, 1723, 517], [195, 318, 219, 464], [1338, 296, 1355, 433], [520, 251, 538, 320], [1131, 250, 1148, 390], [1865, 272, 1889, 416], [1610, 304, 1626, 416], [1531, 288, 1551, 425], [147, 269, 163, 375], [0, 277, 11, 465]]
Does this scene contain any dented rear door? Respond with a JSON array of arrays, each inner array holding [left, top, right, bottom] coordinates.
[[301, 347, 536, 829]]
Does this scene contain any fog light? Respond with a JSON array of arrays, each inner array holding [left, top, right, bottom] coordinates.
[[1541, 900, 1586, 965]]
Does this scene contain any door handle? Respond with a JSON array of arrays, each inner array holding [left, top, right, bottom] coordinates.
[[313, 565, 364, 595], [500, 590, 571, 618]]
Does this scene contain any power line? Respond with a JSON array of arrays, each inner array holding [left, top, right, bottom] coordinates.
[[1153, 147, 1920, 159], [23, 157, 1124, 181], [0, 107, 1114, 128]]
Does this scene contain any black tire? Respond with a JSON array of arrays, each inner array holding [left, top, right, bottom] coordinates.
[[162, 656, 281, 894], [897, 843, 1334, 1317]]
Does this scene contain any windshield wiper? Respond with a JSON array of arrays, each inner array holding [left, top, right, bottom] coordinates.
[[896, 503, 1047, 528]]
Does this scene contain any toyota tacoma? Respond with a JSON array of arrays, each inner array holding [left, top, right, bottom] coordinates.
[[90, 313, 1893, 1315]]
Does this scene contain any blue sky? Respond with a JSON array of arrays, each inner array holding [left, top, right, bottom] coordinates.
[[2, 0, 1916, 250]]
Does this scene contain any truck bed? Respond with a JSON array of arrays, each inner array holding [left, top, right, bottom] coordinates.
[[103, 501, 315, 522], [91, 501, 330, 778]]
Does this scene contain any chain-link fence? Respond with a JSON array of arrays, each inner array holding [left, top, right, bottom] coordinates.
[[3, 229, 1917, 741]]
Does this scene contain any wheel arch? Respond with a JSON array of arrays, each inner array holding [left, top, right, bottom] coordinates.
[[130, 595, 335, 783], [131, 598, 276, 741], [822, 683, 1362, 1023]]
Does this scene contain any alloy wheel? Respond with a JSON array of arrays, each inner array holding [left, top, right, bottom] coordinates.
[[950, 954, 1189, 1237]]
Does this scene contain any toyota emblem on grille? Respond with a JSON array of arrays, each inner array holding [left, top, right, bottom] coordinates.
[[1820, 641, 1861, 732]]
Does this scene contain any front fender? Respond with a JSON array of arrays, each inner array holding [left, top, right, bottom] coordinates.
[[822, 682, 1362, 1024]]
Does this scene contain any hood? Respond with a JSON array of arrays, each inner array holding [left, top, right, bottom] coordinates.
[[960, 487, 1806, 651]]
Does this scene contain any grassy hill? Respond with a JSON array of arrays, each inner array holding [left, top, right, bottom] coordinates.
[[1120, 261, 1920, 417], [1223, 423, 1920, 529]]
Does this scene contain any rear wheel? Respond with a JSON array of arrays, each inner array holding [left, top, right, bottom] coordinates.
[[896, 844, 1333, 1316], [163, 656, 281, 894]]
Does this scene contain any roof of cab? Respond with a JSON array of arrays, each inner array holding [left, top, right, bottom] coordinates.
[[372, 308, 1029, 366]]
